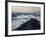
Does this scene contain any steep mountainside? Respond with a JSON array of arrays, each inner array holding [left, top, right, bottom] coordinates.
[[13, 18, 40, 30]]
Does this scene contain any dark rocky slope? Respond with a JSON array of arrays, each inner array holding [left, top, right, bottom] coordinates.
[[13, 18, 40, 30]]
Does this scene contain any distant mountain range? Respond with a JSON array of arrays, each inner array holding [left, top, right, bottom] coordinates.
[[12, 14, 40, 21], [13, 18, 40, 31], [12, 12, 40, 17]]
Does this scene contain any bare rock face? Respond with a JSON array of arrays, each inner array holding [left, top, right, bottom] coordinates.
[[14, 18, 40, 30]]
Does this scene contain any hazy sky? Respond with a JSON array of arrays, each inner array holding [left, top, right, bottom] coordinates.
[[11, 6, 40, 13]]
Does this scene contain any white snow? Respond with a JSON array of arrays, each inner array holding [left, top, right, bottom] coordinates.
[[12, 15, 40, 30]]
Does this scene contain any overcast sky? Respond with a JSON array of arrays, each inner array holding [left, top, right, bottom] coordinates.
[[11, 6, 40, 13]]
